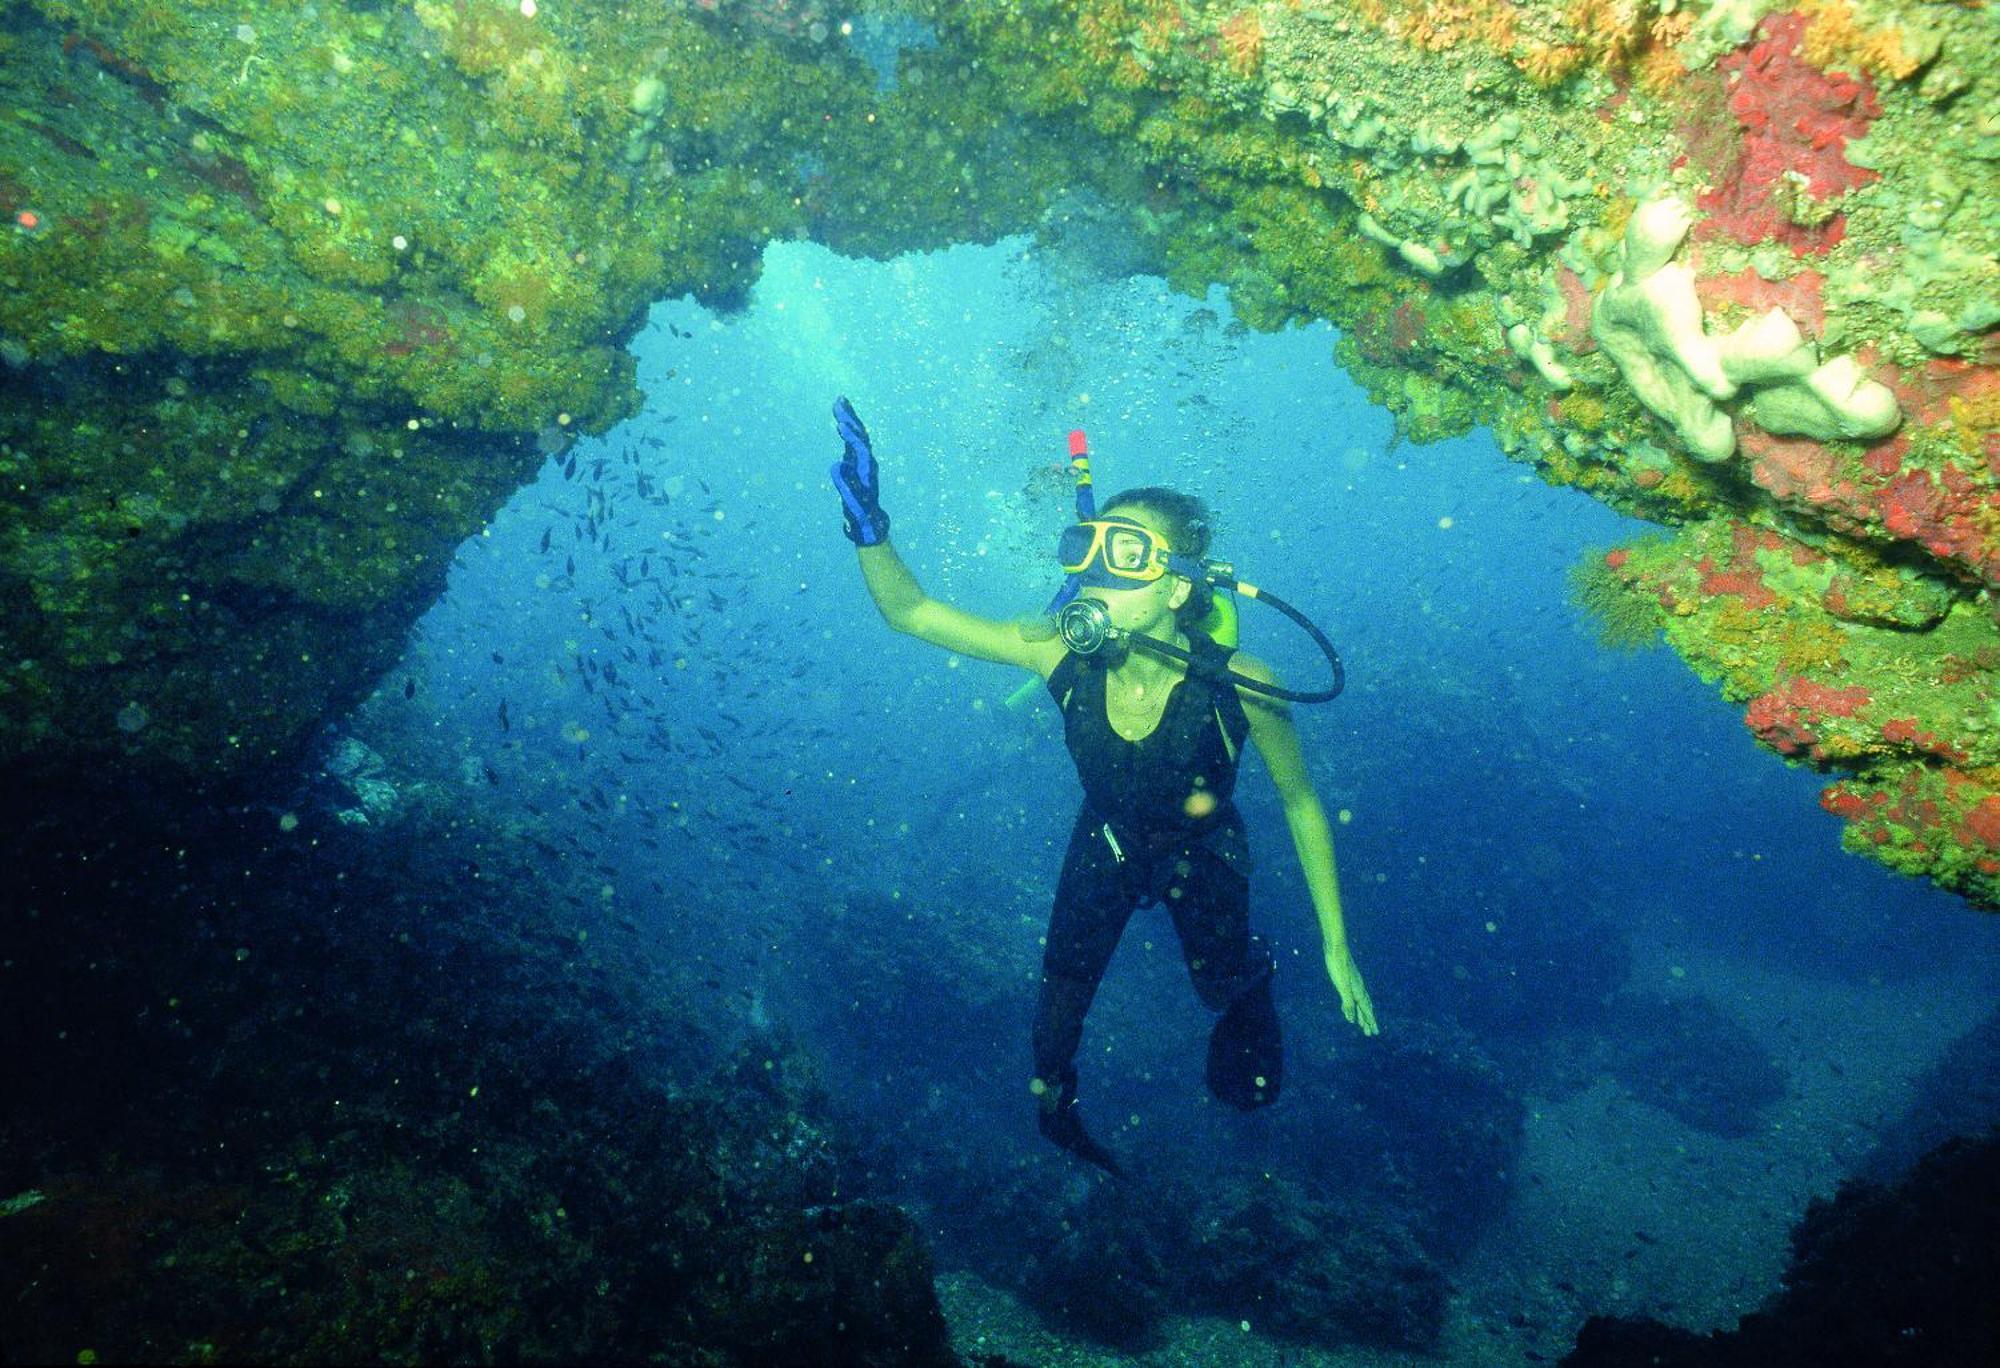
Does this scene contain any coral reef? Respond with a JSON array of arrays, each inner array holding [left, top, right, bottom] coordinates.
[[0, 0, 1076, 790], [1594, 518, 2000, 905], [890, 0, 1999, 907], [0, 6, 1992, 905]]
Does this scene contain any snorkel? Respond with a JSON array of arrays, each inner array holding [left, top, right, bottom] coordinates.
[[1043, 429, 1096, 617], [1046, 429, 1346, 706]]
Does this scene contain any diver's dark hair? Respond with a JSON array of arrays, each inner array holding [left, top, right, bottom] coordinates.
[[1099, 486, 1217, 631]]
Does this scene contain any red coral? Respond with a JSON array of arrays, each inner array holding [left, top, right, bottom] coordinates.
[[1352, 298, 1430, 365], [1880, 716, 1971, 766], [1553, 267, 1596, 352], [1694, 266, 1826, 337], [1744, 430, 1846, 507], [383, 302, 455, 359], [1961, 797, 2000, 850], [1871, 351, 2000, 430], [1389, 298, 1426, 352], [1871, 466, 1997, 576], [1744, 675, 1871, 760], [1877, 471, 1940, 540], [1695, 12, 1880, 256], [1860, 438, 1903, 478], [1698, 557, 1779, 608]]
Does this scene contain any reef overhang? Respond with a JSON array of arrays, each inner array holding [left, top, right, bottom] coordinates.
[[2, 0, 1995, 905]]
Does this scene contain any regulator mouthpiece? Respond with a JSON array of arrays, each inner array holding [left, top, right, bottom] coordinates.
[[1057, 598, 1118, 656]]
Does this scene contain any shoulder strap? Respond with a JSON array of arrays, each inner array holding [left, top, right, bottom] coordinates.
[[1194, 632, 1252, 741], [1047, 650, 1082, 710]]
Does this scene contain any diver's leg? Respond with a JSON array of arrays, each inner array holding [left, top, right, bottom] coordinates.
[[1167, 847, 1282, 1110], [1030, 812, 1137, 1174]]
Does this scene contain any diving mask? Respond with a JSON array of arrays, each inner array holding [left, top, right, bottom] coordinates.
[[1057, 516, 1175, 589]]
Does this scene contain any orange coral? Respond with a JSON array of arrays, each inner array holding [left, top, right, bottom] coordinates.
[[1393, 2, 1503, 53], [1134, 4, 1187, 56], [1519, 42, 1587, 86], [1218, 8, 1265, 78], [1112, 52, 1153, 89], [1633, 38, 1686, 94], [1562, 0, 1648, 69], [1650, 11, 1694, 46], [1479, 7, 1519, 50], [1799, 0, 1926, 81]]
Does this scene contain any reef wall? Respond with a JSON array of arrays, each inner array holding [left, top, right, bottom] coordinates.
[[0, 0, 1091, 789], [3, 1, 1997, 906], [891, 0, 1999, 906]]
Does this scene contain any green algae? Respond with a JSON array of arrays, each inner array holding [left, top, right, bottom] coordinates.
[[1, 0, 1996, 907], [0, 0, 1067, 785]]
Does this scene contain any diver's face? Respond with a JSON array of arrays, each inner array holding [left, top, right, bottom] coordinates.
[[1080, 505, 1190, 635]]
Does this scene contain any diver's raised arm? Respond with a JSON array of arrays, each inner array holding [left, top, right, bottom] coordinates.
[[832, 397, 1062, 675], [855, 540, 926, 629]]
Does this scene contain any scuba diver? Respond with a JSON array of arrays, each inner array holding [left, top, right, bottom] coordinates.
[[831, 397, 1377, 1177]]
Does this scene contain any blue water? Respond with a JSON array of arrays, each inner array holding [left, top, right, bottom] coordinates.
[[390, 236, 1998, 1359]]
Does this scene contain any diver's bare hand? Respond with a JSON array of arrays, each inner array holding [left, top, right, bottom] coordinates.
[[1325, 944, 1379, 1035]]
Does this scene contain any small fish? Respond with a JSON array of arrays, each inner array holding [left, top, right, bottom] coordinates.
[[539, 527, 551, 553], [403, 678, 416, 699], [497, 699, 511, 732], [483, 764, 500, 786], [563, 454, 578, 480], [490, 651, 504, 665]]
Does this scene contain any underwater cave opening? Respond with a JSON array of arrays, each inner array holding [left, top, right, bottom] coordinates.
[[346, 233, 2000, 1361]]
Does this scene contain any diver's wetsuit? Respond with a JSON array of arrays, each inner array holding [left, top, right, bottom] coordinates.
[[1033, 630, 1283, 1155]]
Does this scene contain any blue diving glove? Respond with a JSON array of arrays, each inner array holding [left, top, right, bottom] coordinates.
[[830, 395, 891, 546]]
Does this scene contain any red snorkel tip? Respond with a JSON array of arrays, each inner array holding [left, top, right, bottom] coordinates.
[[1068, 429, 1089, 458]]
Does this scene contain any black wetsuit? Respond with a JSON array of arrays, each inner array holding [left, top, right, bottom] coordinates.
[[1033, 630, 1283, 1128]]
